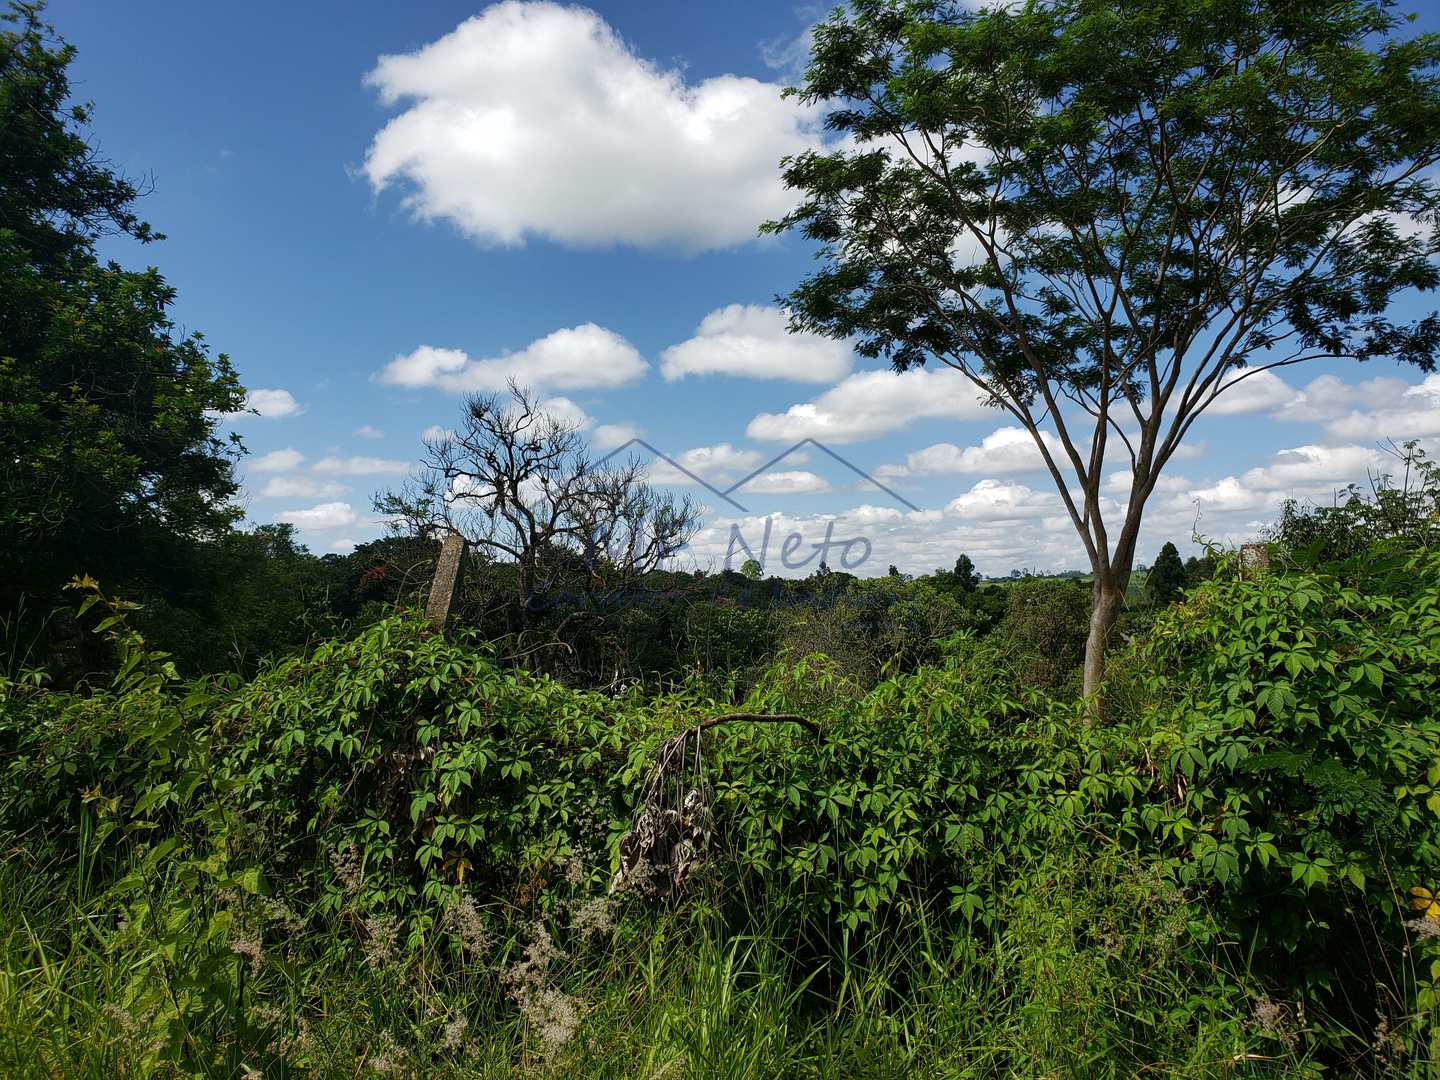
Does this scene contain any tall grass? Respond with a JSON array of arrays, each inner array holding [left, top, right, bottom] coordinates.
[[0, 844, 1325, 1079]]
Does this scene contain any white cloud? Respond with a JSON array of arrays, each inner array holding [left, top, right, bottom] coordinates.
[[1177, 476, 1267, 514], [1206, 370, 1295, 416], [737, 470, 832, 494], [1163, 444, 1387, 516], [759, 23, 814, 77], [1183, 366, 1439, 457], [945, 479, 1066, 522], [1323, 374, 1440, 441], [879, 426, 1059, 478], [376, 325, 647, 394], [362, 1, 824, 251], [250, 448, 305, 473], [536, 396, 594, 431], [234, 388, 304, 420], [383, 346, 467, 387], [261, 476, 349, 499], [747, 367, 992, 444], [1273, 373, 1412, 424], [313, 455, 412, 476], [648, 444, 763, 486], [847, 504, 905, 525], [1237, 443, 1386, 490], [421, 424, 453, 442], [660, 305, 852, 383], [274, 501, 361, 530], [353, 424, 385, 439], [593, 422, 643, 451]]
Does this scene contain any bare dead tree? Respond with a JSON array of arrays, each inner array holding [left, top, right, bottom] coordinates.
[[378, 383, 699, 630]]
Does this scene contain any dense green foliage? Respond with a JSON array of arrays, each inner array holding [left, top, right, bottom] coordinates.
[[0, 4, 248, 675], [998, 577, 1091, 690], [1145, 541, 1187, 606], [765, 0, 1440, 692], [4, 3, 1440, 1077], [3, 528, 1439, 1075]]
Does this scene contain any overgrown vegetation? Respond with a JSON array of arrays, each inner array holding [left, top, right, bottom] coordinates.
[[6, 1, 1440, 1075], [765, 0, 1440, 696], [3, 480, 1440, 1075]]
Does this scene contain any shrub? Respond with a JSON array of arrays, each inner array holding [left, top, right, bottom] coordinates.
[[999, 577, 1091, 689], [5, 546, 1440, 1072], [1110, 547, 1440, 1057]]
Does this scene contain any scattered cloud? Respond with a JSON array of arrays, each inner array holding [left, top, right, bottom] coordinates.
[[660, 304, 852, 383], [313, 455, 412, 476], [648, 443, 764, 486], [353, 424, 385, 439], [1206, 370, 1296, 416], [1236, 443, 1387, 489], [747, 367, 992, 443], [1172, 476, 1268, 514], [274, 501, 361, 530], [878, 426, 1060, 478], [261, 476, 349, 499], [421, 424, 453, 442], [536, 396, 594, 431], [1273, 373, 1411, 424], [230, 388, 304, 420], [758, 22, 814, 78], [1206, 367, 1440, 438], [376, 324, 647, 394], [1160, 443, 1388, 516], [362, 0, 824, 251], [593, 422, 643, 451], [946, 479, 1071, 522], [738, 470, 832, 494], [249, 448, 305, 473], [1321, 373, 1440, 441]]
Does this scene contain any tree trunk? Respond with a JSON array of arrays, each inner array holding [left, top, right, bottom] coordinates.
[[1083, 573, 1125, 709]]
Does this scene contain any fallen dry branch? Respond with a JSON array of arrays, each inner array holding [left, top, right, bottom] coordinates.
[[610, 713, 817, 898]]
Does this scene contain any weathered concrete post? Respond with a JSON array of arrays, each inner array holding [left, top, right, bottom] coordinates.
[[1240, 542, 1271, 577], [424, 531, 468, 628]]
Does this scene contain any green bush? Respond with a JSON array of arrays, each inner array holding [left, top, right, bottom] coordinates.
[[219, 616, 656, 920], [998, 576, 1092, 690], [1111, 548, 1440, 1044], [4, 545, 1440, 1073]]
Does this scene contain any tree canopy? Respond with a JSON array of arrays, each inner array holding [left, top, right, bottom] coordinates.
[[768, 0, 1440, 698], [0, 3, 247, 657], [952, 554, 979, 592], [1145, 541, 1187, 606]]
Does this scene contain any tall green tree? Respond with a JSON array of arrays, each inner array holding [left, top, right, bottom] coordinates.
[[0, 3, 246, 654], [767, 0, 1440, 702], [1145, 542, 1187, 606], [952, 553, 979, 593]]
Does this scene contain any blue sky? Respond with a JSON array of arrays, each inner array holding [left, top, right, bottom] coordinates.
[[51, 0, 1440, 576]]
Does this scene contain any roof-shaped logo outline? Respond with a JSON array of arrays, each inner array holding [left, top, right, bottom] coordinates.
[[594, 437, 919, 514]]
